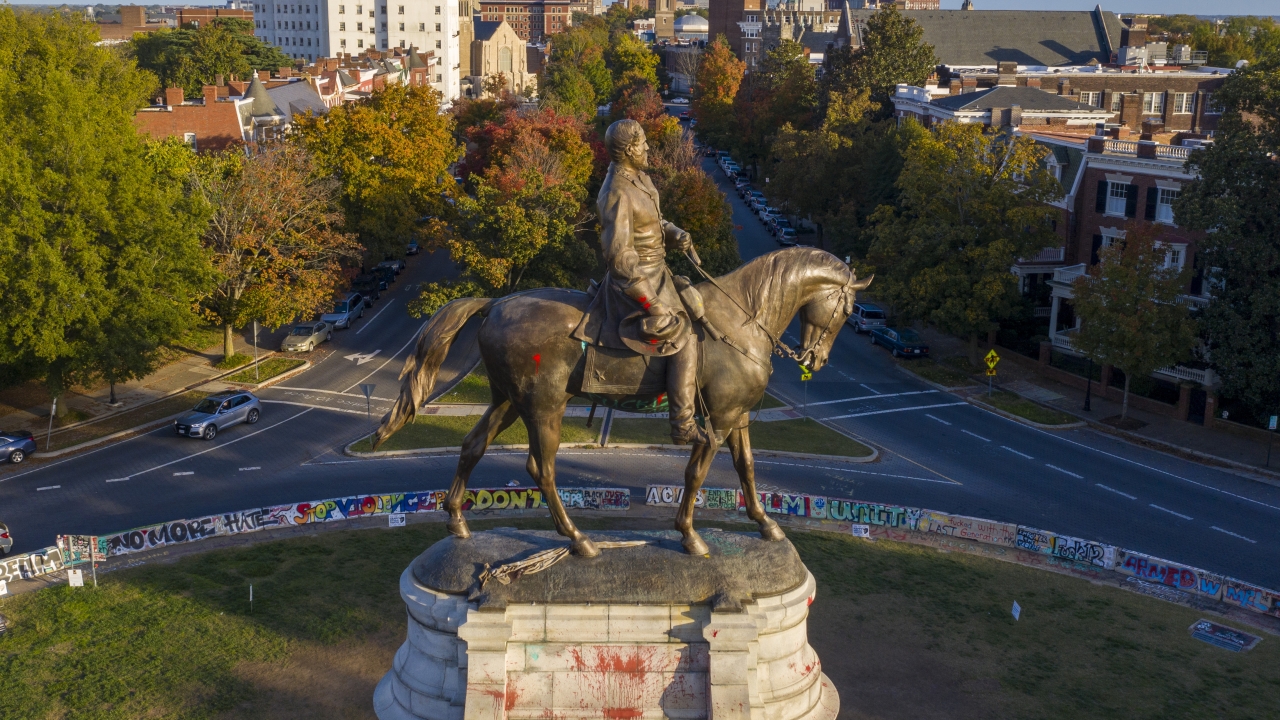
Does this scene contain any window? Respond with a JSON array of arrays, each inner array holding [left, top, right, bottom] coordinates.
[[398, 4, 404, 12], [340, 21, 345, 29], [435, 22, 440, 30], [1078, 91, 1101, 107], [1156, 187, 1179, 224], [435, 39, 441, 48], [339, 4, 345, 12], [356, 4, 362, 12], [341, 38, 347, 47], [1100, 228, 1124, 249], [1172, 92, 1195, 114], [435, 5, 441, 13], [381, 22, 386, 29], [399, 21, 404, 30], [357, 21, 362, 29], [183, 132, 197, 151], [400, 39, 405, 47], [1156, 242, 1187, 271], [1142, 91, 1164, 114], [358, 38, 364, 47], [436, 73, 442, 82], [1106, 181, 1128, 216], [380, 4, 386, 13], [1109, 93, 1123, 112], [420, 22, 425, 30]]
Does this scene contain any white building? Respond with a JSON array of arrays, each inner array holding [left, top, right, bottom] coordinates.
[[251, 0, 460, 102]]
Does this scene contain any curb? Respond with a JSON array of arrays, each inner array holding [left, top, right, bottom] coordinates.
[[964, 396, 1087, 430], [222, 360, 311, 390]]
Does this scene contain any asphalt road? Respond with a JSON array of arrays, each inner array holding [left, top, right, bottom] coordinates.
[[2, 151, 1277, 592]]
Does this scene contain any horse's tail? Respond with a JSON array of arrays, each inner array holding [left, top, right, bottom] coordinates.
[[372, 297, 493, 450]]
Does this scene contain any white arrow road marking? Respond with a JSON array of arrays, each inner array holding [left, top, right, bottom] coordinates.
[[36, 485, 60, 491], [344, 350, 382, 365], [173, 471, 194, 476]]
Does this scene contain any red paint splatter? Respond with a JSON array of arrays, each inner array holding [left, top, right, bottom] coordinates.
[[806, 596, 813, 606], [712, 630, 719, 637], [505, 685, 519, 712], [604, 710, 643, 720], [533, 353, 541, 374]]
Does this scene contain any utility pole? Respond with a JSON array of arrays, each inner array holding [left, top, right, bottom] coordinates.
[[253, 320, 259, 382], [46, 397, 56, 451]]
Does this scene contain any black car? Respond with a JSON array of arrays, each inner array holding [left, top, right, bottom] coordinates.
[[870, 327, 931, 358], [350, 275, 383, 305], [371, 265, 397, 287], [1, 430, 36, 464]]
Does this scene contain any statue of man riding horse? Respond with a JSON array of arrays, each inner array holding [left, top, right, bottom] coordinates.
[[373, 119, 871, 557]]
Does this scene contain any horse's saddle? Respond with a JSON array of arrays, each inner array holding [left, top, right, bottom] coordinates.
[[581, 344, 667, 396]]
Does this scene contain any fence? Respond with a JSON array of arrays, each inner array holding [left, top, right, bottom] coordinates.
[[0, 486, 631, 589], [645, 485, 1280, 619]]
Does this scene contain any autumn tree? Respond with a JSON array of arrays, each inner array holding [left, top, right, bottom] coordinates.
[[690, 35, 744, 150], [649, 133, 741, 278], [411, 108, 599, 316], [193, 145, 361, 362], [541, 22, 613, 118], [1072, 225, 1197, 420], [296, 83, 462, 262], [732, 40, 818, 174], [1177, 54, 1280, 423], [0, 9, 211, 412], [129, 17, 291, 96], [866, 122, 1062, 365], [608, 32, 660, 92], [823, 6, 936, 116]]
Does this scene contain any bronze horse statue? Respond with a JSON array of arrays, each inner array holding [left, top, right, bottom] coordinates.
[[373, 247, 871, 556]]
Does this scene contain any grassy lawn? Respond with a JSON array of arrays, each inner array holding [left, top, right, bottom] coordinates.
[[43, 391, 211, 452], [607, 417, 873, 457], [349, 413, 600, 452], [899, 357, 977, 388], [225, 358, 306, 385], [983, 390, 1079, 426], [215, 353, 254, 371], [1, 518, 1276, 720], [435, 367, 589, 405]]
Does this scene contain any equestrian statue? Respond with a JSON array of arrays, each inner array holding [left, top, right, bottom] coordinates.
[[373, 119, 871, 557]]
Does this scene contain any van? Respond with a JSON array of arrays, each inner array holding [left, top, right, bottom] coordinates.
[[847, 302, 887, 333]]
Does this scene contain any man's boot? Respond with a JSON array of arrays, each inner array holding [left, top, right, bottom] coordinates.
[[668, 341, 710, 445]]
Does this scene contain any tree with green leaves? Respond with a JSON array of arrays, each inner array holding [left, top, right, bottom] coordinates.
[[1147, 14, 1279, 68], [541, 22, 613, 118], [732, 40, 818, 176], [648, 134, 741, 279], [608, 32, 660, 93], [1072, 224, 1197, 420], [410, 107, 598, 316], [295, 83, 462, 262], [866, 121, 1062, 365], [1177, 55, 1280, 424], [690, 35, 744, 150], [0, 9, 212, 413], [129, 17, 292, 96], [194, 145, 361, 361], [823, 6, 936, 116]]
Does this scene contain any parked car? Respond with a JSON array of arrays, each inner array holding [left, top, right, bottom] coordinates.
[[323, 292, 366, 329], [377, 259, 406, 275], [847, 302, 888, 333], [679, 111, 690, 121], [371, 265, 397, 287], [280, 321, 331, 352], [671, 97, 689, 105], [759, 206, 779, 223], [749, 192, 766, 208], [870, 327, 930, 358], [703, 147, 717, 157], [407, 240, 420, 255], [350, 275, 383, 304], [175, 391, 262, 441], [777, 228, 798, 245], [770, 217, 793, 236], [0, 521, 11, 553], [734, 179, 750, 195], [0, 430, 35, 465]]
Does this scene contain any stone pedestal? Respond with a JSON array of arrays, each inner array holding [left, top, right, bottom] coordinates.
[[374, 529, 838, 720]]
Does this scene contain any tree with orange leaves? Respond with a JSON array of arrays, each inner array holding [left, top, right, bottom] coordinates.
[[691, 35, 744, 150]]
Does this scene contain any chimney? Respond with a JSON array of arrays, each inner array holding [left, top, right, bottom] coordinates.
[[278, 66, 291, 78], [961, 77, 977, 93], [1087, 125, 1106, 153], [202, 85, 218, 105], [1137, 140, 1157, 159], [996, 61, 1017, 86], [1057, 78, 1071, 96], [258, 70, 270, 80], [1025, 77, 1040, 89], [1007, 105, 1022, 127], [216, 73, 225, 86], [164, 87, 184, 106]]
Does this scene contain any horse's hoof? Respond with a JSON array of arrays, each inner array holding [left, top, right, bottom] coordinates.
[[760, 521, 786, 542], [682, 532, 711, 556], [447, 517, 471, 539], [571, 536, 600, 558]]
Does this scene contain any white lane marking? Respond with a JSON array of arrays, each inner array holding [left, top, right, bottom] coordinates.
[[269, 386, 397, 402], [961, 429, 991, 442], [103, 409, 313, 483], [36, 485, 60, 491], [1210, 526, 1258, 544], [260, 399, 371, 416], [859, 383, 881, 395], [1, 422, 170, 483], [355, 300, 396, 335], [1150, 504, 1193, 520], [751, 459, 961, 485], [343, 318, 430, 393], [172, 471, 194, 476], [980, 408, 1280, 513], [1046, 464, 1083, 479], [344, 350, 382, 365], [804, 389, 938, 407], [239, 466, 261, 471], [1096, 483, 1137, 500], [1001, 446, 1034, 459], [925, 414, 952, 426], [837, 370, 857, 382], [827, 401, 967, 420]]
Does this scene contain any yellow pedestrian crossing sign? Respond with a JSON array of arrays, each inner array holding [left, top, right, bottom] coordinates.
[[985, 350, 1000, 370], [799, 364, 812, 381], [986, 367, 997, 376]]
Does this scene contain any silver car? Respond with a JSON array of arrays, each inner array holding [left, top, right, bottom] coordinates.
[[281, 321, 331, 352], [175, 391, 262, 440], [0, 522, 11, 554], [322, 293, 365, 330]]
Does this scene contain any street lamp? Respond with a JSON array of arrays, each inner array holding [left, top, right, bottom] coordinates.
[[1083, 357, 1094, 412]]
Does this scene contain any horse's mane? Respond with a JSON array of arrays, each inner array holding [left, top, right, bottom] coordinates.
[[709, 247, 852, 325]]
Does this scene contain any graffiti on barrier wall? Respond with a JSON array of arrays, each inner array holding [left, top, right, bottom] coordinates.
[[1015, 526, 1115, 569], [1196, 572, 1225, 601], [1221, 578, 1272, 614], [1115, 550, 1199, 591], [0, 546, 65, 584], [920, 512, 1018, 547], [645, 485, 738, 509], [824, 498, 923, 529]]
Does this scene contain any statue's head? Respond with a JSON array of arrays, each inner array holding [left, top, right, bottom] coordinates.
[[605, 119, 648, 169]]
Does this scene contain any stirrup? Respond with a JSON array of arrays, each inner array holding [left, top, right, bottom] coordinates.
[[671, 423, 711, 446]]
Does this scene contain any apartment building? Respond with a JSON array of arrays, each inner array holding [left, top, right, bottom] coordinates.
[[477, 0, 572, 42], [251, 0, 460, 102]]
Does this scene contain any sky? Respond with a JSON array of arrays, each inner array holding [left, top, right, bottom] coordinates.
[[937, 0, 1277, 13]]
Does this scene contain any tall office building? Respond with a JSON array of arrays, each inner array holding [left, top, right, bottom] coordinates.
[[251, 0, 461, 102]]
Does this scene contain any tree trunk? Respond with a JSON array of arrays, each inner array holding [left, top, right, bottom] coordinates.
[[223, 323, 235, 361], [1121, 374, 1131, 420], [109, 381, 117, 405], [968, 333, 981, 367]]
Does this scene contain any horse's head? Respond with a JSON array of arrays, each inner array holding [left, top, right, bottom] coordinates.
[[795, 268, 873, 372]]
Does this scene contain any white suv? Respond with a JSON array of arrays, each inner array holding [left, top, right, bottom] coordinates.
[[848, 302, 888, 333]]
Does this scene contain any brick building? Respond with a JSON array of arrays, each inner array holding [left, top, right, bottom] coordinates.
[[478, 0, 571, 42], [133, 86, 248, 153], [749, 5, 842, 69], [174, 7, 254, 28], [707, 0, 762, 66]]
